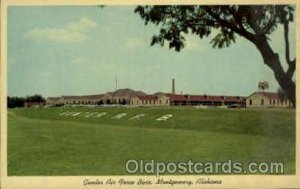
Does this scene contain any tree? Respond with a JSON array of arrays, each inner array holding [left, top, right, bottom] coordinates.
[[7, 96, 25, 108], [25, 94, 45, 103], [258, 81, 269, 92], [277, 87, 286, 103], [134, 5, 296, 107]]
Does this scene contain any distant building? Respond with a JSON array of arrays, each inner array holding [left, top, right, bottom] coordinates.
[[46, 97, 63, 106], [130, 94, 170, 106], [46, 90, 293, 108], [46, 88, 146, 106], [45, 79, 293, 108], [246, 92, 292, 108], [24, 101, 45, 108], [166, 94, 245, 106]]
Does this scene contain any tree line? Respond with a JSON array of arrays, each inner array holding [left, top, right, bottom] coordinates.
[[8, 94, 45, 108]]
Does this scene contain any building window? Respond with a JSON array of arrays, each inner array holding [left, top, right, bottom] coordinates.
[[261, 99, 264, 105], [159, 100, 161, 104], [166, 100, 168, 104], [249, 100, 252, 105], [269, 99, 272, 104], [273, 99, 275, 105]]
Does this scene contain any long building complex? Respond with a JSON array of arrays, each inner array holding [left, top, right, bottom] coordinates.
[[46, 89, 292, 108], [46, 89, 245, 107], [46, 79, 292, 108]]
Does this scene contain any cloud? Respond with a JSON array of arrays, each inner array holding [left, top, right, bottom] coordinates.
[[24, 17, 97, 43]]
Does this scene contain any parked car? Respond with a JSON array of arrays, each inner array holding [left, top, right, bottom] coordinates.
[[227, 104, 240, 108]]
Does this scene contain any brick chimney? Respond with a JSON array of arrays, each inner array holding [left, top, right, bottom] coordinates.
[[172, 78, 175, 94]]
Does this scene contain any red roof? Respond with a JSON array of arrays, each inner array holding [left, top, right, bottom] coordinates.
[[25, 101, 45, 107], [166, 94, 188, 101], [166, 94, 244, 102], [254, 92, 278, 99], [61, 94, 105, 100]]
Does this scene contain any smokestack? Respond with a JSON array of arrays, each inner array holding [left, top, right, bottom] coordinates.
[[115, 77, 118, 90], [172, 78, 175, 94]]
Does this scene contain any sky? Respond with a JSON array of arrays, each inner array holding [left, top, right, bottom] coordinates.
[[7, 6, 296, 97]]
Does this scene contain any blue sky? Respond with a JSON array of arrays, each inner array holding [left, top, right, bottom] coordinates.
[[7, 6, 296, 97]]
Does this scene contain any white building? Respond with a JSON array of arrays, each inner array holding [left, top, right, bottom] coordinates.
[[246, 92, 292, 108]]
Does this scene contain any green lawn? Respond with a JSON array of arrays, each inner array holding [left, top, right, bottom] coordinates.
[[7, 106, 295, 175]]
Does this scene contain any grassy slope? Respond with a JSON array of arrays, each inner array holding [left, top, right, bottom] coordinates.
[[8, 107, 295, 175]]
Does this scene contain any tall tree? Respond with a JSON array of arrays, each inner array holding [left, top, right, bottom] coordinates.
[[134, 5, 296, 107], [277, 87, 286, 103]]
